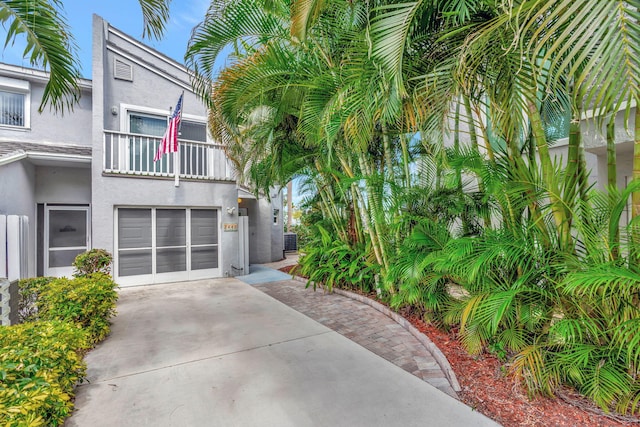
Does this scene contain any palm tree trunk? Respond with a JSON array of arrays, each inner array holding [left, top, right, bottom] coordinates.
[[606, 117, 620, 260], [355, 150, 390, 275], [399, 133, 411, 188], [463, 96, 493, 229], [633, 106, 640, 219], [527, 98, 569, 244], [607, 117, 617, 188], [454, 102, 469, 235], [631, 106, 640, 264], [466, 96, 495, 164], [339, 154, 387, 273], [564, 107, 581, 208], [382, 125, 396, 184]]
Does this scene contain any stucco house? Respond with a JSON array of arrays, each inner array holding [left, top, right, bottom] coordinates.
[[0, 16, 284, 286]]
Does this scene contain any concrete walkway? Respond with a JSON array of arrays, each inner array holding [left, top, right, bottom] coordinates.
[[67, 275, 498, 426], [252, 279, 457, 397]]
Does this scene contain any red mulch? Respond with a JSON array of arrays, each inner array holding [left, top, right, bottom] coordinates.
[[279, 265, 639, 427]]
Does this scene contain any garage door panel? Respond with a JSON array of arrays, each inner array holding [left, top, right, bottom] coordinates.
[[119, 249, 152, 276], [191, 246, 219, 270], [118, 209, 152, 249], [156, 209, 186, 247], [156, 247, 187, 273], [191, 209, 218, 245]]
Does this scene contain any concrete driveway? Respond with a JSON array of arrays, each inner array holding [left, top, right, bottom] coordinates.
[[66, 278, 498, 427]]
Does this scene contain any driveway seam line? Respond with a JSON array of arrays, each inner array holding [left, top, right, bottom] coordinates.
[[81, 330, 333, 385]]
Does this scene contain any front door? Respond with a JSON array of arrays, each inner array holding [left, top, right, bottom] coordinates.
[[45, 206, 90, 277]]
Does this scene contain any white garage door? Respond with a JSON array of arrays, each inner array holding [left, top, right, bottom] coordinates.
[[116, 207, 220, 286]]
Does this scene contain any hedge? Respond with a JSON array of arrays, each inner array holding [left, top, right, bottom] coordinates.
[[1, 270, 118, 426], [0, 321, 88, 427]]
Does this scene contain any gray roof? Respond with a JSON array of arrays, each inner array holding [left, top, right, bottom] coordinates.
[[0, 141, 92, 160]]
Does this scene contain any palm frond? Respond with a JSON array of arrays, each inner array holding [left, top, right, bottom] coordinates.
[[138, 0, 171, 39], [0, 0, 81, 112]]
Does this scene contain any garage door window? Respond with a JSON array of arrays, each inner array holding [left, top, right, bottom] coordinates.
[[191, 209, 219, 270], [156, 209, 187, 273], [118, 209, 153, 277]]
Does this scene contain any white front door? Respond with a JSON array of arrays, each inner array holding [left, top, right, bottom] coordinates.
[[45, 206, 90, 277]]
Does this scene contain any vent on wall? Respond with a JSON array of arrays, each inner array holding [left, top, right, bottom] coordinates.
[[114, 58, 133, 81]]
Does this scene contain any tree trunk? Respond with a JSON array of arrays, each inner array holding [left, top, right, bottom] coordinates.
[[464, 96, 493, 229], [633, 106, 640, 219], [631, 106, 640, 264], [527, 99, 569, 244], [606, 117, 617, 189]]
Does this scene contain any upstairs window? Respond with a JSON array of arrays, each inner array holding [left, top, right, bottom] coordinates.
[[129, 113, 166, 137], [0, 77, 30, 128], [124, 107, 209, 175], [180, 120, 207, 142]]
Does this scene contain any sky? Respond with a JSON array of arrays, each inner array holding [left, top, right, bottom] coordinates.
[[0, 0, 220, 78]]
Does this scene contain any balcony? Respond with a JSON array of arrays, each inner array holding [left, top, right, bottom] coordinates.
[[103, 131, 234, 181]]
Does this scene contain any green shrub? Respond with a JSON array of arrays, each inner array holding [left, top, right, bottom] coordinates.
[[36, 274, 118, 344], [0, 321, 88, 427], [17, 277, 56, 323], [297, 225, 377, 293], [72, 249, 113, 277]]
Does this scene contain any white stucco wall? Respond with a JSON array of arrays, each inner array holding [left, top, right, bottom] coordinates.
[[91, 15, 244, 281], [35, 166, 91, 203]]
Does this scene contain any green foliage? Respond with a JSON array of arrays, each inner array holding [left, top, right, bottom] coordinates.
[[34, 274, 118, 345], [297, 225, 378, 293], [511, 263, 640, 414], [386, 218, 453, 322], [72, 249, 113, 277], [0, 321, 88, 427], [17, 277, 55, 323], [3, 275, 118, 424], [186, 0, 640, 416]]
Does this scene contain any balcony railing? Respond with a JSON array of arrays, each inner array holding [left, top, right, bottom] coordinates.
[[103, 131, 234, 181]]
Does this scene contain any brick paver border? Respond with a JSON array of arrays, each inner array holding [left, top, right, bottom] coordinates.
[[292, 276, 461, 393]]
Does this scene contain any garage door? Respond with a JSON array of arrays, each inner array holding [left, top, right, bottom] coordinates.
[[116, 207, 219, 286]]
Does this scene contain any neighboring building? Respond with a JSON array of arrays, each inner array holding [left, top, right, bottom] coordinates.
[[0, 15, 284, 286], [547, 105, 637, 224], [446, 99, 637, 223]]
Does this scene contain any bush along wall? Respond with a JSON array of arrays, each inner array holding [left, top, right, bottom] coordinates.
[[0, 250, 117, 426]]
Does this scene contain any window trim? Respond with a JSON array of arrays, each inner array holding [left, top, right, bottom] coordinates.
[[0, 76, 30, 129], [119, 103, 208, 139]]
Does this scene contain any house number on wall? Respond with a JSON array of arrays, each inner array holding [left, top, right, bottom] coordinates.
[[223, 223, 238, 232]]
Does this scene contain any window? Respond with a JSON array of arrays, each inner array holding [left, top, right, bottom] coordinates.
[[0, 91, 26, 126], [0, 77, 30, 128], [128, 112, 167, 173], [180, 120, 207, 142], [130, 113, 166, 136], [124, 106, 209, 175], [540, 96, 571, 142], [485, 94, 570, 152]]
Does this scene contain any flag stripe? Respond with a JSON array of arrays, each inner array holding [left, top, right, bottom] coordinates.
[[154, 94, 183, 162]]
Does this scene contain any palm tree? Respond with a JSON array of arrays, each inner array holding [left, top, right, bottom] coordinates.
[[0, 0, 172, 112]]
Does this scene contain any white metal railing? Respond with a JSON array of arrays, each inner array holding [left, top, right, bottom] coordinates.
[[103, 131, 234, 181]]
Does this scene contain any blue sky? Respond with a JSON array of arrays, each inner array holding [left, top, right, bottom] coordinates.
[[0, 0, 219, 78]]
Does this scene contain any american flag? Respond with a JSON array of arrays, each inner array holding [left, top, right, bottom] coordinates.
[[154, 94, 183, 162]]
